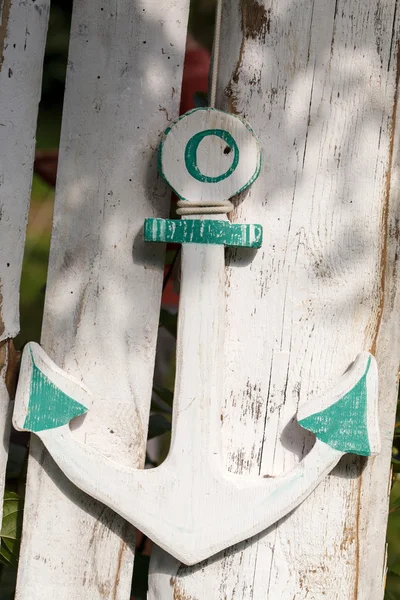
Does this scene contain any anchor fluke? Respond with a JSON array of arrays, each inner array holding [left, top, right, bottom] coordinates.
[[13, 342, 91, 434], [298, 352, 380, 457]]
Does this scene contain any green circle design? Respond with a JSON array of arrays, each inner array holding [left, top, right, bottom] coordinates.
[[184, 129, 239, 184]]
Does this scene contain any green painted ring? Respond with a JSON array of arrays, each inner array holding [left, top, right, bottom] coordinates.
[[184, 129, 240, 184], [158, 108, 262, 203]]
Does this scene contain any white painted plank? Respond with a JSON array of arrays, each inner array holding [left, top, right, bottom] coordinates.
[[152, 0, 400, 598], [357, 50, 400, 600], [0, 0, 49, 522], [15, 1, 189, 598]]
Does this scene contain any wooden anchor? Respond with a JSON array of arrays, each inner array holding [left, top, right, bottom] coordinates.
[[13, 108, 380, 565]]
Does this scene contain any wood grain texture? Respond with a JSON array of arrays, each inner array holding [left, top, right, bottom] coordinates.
[[15, 1, 189, 598], [0, 0, 49, 523], [151, 0, 400, 598]]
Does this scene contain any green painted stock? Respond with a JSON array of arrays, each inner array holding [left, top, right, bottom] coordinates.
[[144, 218, 263, 248]]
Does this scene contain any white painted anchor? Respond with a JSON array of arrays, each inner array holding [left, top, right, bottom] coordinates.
[[13, 108, 380, 565]]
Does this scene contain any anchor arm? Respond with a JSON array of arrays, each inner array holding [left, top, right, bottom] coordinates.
[[35, 426, 179, 551], [28, 412, 341, 565], [12, 343, 379, 566], [21, 393, 342, 566]]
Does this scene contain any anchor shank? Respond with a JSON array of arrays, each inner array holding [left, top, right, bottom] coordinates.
[[168, 215, 225, 466]]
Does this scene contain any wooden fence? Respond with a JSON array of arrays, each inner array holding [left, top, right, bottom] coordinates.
[[1, 1, 399, 599]]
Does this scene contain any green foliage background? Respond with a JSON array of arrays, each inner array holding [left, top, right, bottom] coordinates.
[[1, 1, 399, 598]]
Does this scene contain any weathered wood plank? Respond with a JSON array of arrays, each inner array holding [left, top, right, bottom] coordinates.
[[0, 0, 49, 522], [15, 1, 189, 598], [151, 0, 400, 598]]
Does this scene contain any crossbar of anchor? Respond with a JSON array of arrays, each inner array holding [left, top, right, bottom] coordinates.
[[144, 217, 263, 248]]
